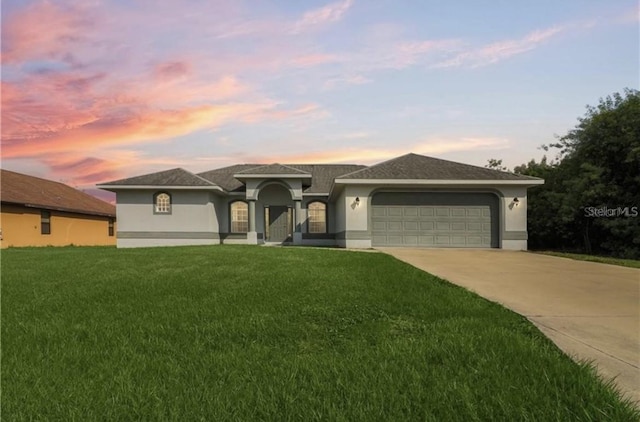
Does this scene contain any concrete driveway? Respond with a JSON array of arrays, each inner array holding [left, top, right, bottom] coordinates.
[[378, 248, 640, 404]]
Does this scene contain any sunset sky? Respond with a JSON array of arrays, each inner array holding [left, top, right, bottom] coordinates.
[[2, 0, 638, 201]]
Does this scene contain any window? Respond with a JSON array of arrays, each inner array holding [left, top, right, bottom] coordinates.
[[154, 192, 171, 214], [230, 201, 248, 233], [41, 210, 51, 235], [108, 218, 115, 236], [307, 201, 327, 233]]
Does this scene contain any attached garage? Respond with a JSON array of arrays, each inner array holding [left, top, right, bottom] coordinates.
[[371, 192, 499, 247]]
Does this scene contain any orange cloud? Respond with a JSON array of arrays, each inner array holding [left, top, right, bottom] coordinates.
[[234, 137, 510, 165], [2, 102, 278, 158]]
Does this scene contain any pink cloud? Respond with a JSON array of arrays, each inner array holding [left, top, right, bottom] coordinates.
[[1, 1, 96, 64], [154, 61, 192, 81]]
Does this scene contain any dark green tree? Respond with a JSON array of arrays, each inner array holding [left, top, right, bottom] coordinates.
[[516, 89, 640, 258]]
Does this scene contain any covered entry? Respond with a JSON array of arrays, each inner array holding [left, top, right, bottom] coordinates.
[[371, 192, 499, 247]]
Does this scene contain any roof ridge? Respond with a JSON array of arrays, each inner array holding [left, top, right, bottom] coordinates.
[[175, 167, 220, 186], [235, 163, 311, 175]]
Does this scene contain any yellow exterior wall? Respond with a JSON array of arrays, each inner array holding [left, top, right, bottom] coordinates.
[[0, 204, 116, 248]]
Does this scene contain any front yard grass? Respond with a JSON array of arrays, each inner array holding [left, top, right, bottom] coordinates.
[[2, 245, 638, 421], [535, 251, 640, 269]]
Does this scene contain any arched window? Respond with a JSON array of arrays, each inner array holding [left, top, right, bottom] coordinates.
[[308, 201, 327, 233], [154, 192, 171, 214], [230, 201, 248, 233]]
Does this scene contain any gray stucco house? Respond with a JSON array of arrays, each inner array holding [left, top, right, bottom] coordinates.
[[98, 153, 544, 249]]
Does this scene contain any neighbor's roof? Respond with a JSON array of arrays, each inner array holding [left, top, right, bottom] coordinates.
[[99, 168, 219, 187], [1, 169, 116, 217], [337, 153, 541, 181]]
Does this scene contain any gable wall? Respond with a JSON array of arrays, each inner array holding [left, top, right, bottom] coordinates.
[[115, 190, 220, 247]]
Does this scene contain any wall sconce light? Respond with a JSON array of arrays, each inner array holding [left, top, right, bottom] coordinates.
[[355, 197, 360, 206], [512, 197, 520, 207]]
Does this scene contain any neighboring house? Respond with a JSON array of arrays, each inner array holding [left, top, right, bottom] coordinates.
[[0, 169, 116, 248], [98, 153, 544, 250]]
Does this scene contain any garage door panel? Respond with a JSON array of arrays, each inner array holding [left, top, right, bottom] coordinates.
[[435, 236, 451, 245], [420, 208, 435, 217], [388, 221, 402, 231], [372, 208, 387, 217], [467, 236, 483, 245], [466, 208, 482, 217], [371, 192, 498, 248], [404, 221, 419, 231], [404, 208, 418, 217], [404, 236, 418, 245], [420, 221, 435, 230], [372, 221, 387, 230], [467, 222, 482, 231], [436, 221, 450, 230], [387, 235, 404, 244], [419, 236, 435, 245]]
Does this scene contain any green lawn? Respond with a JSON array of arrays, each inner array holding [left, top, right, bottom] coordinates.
[[2, 246, 638, 421], [535, 251, 640, 269]]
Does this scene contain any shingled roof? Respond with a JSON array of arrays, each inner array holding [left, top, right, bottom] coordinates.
[[198, 164, 366, 194], [235, 163, 311, 176], [337, 153, 540, 181], [100, 168, 219, 187], [1, 169, 116, 217], [99, 153, 540, 194]]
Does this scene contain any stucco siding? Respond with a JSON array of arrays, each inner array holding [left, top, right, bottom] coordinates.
[[1, 204, 115, 248], [115, 190, 219, 247], [116, 190, 217, 233]]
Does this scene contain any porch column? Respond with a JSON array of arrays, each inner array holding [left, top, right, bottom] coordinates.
[[247, 200, 258, 244], [293, 200, 303, 245]]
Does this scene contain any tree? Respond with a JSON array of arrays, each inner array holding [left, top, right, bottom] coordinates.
[[516, 89, 640, 258], [485, 158, 508, 171]]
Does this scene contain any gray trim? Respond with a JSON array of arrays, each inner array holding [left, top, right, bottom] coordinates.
[[118, 231, 219, 239], [302, 233, 336, 240], [502, 231, 528, 240], [220, 233, 249, 240], [335, 230, 370, 240]]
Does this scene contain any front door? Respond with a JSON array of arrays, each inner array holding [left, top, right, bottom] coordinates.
[[267, 206, 290, 242]]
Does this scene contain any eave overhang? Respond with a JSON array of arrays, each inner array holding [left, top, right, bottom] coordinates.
[[97, 185, 227, 194], [328, 178, 545, 200]]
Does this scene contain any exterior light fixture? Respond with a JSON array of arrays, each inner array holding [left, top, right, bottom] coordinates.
[[354, 197, 360, 206], [513, 197, 520, 207]]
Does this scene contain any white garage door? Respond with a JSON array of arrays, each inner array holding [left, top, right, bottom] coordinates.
[[371, 192, 499, 247]]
